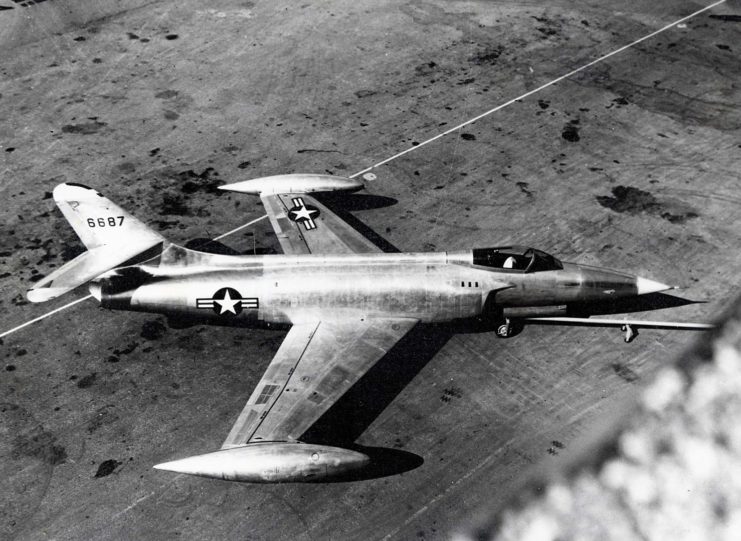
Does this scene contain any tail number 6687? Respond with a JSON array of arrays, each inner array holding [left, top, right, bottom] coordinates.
[[87, 216, 125, 227]]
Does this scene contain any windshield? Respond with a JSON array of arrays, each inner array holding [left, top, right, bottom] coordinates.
[[472, 246, 562, 272]]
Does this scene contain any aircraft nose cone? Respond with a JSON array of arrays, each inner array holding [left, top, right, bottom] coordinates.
[[88, 281, 102, 301], [635, 276, 674, 295]]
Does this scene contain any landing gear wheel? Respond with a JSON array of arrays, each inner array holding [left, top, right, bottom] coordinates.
[[621, 324, 638, 343], [496, 318, 513, 338]]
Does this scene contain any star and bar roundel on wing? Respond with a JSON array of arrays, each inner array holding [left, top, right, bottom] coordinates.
[[287, 197, 320, 230], [196, 287, 259, 316]]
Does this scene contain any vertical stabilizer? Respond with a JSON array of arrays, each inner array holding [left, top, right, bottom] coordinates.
[[53, 182, 165, 250], [27, 183, 167, 302]]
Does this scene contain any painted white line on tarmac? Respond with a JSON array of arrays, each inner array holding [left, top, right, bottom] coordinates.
[[0, 294, 94, 339], [212, 214, 268, 241], [349, 0, 727, 179]]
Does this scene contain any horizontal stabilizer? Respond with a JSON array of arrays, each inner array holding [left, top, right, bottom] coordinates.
[[27, 242, 163, 302], [219, 174, 364, 195]]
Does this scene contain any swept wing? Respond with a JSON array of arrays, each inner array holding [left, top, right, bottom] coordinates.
[[222, 317, 418, 448]]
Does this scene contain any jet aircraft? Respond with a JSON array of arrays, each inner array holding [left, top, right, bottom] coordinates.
[[27, 176, 712, 482]]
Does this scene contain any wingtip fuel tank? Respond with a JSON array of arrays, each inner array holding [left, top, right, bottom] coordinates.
[[219, 174, 364, 195], [153, 442, 370, 482]]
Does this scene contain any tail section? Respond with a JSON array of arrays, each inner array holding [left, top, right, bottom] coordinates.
[[27, 183, 167, 303]]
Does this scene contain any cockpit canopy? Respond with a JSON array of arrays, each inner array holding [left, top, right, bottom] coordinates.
[[472, 246, 563, 273]]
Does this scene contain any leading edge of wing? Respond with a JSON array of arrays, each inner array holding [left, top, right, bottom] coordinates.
[[221, 317, 419, 449]]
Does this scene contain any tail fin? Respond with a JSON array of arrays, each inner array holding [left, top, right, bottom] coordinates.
[[27, 183, 167, 302]]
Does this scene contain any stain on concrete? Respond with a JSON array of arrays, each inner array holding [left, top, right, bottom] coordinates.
[[562, 120, 580, 142], [414, 61, 438, 76], [460, 133, 476, 141], [441, 387, 462, 403], [94, 459, 122, 478], [516, 182, 533, 197], [596, 186, 699, 224], [612, 363, 639, 383], [160, 193, 190, 216], [297, 148, 340, 154], [597, 186, 659, 214], [60, 243, 85, 261], [152, 219, 179, 231], [355, 89, 376, 99], [141, 320, 166, 340], [114, 161, 136, 174], [532, 15, 562, 38], [61, 120, 107, 135], [709, 14, 741, 22], [76, 372, 97, 389], [112, 342, 138, 356], [469, 46, 505, 65], [176, 168, 221, 195], [11, 425, 67, 465], [155, 90, 179, 99]]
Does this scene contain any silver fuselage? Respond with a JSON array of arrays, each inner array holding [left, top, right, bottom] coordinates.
[[93, 246, 641, 325]]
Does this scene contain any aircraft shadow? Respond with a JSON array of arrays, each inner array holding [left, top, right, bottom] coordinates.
[[301, 323, 452, 446], [316, 193, 401, 253], [299, 322, 464, 478], [305, 445, 425, 483], [184, 238, 243, 255], [317, 192, 398, 212]]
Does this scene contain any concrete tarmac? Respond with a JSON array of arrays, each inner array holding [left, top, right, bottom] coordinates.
[[1, 0, 740, 539]]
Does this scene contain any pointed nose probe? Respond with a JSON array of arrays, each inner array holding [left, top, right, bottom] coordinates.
[[635, 276, 675, 295]]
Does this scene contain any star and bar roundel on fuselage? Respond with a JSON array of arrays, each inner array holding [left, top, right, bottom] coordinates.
[[196, 287, 259, 316]]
